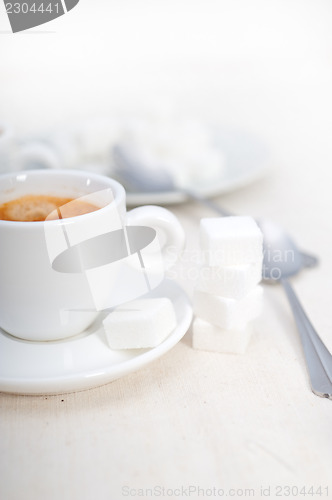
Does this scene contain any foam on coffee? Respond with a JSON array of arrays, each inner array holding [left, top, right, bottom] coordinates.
[[0, 194, 100, 222]]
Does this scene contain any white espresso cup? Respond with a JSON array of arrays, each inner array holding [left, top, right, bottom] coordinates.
[[0, 169, 185, 341]]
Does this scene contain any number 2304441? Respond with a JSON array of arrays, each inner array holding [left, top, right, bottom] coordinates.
[[275, 486, 329, 497], [5, 3, 60, 14]]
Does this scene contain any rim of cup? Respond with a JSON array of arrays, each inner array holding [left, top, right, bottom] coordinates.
[[0, 169, 126, 226]]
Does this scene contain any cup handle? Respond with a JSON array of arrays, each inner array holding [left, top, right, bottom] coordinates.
[[16, 142, 59, 170], [126, 205, 185, 269]]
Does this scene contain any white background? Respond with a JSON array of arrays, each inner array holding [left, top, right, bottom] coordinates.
[[1, 2, 332, 499], [1, 0, 332, 137]]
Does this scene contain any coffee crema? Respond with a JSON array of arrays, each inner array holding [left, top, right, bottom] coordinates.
[[0, 194, 100, 222]]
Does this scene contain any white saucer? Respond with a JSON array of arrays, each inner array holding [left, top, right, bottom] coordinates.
[[125, 127, 271, 206], [0, 280, 192, 395]]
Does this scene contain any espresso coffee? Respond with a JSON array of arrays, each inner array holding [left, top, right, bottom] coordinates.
[[0, 194, 100, 222]]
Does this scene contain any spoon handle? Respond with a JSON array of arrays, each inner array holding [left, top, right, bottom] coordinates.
[[181, 189, 233, 216], [281, 278, 332, 399]]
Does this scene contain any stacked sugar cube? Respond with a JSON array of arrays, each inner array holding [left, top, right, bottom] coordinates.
[[193, 216, 264, 354]]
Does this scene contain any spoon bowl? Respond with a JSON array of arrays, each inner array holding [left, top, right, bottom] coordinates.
[[259, 219, 304, 281]]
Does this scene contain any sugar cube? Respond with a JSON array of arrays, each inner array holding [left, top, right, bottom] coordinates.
[[192, 318, 253, 354], [103, 297, 177, 349], [195, 260, 262, 299], [193, 285, 263, 330], [200, 216, 263, 267]]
